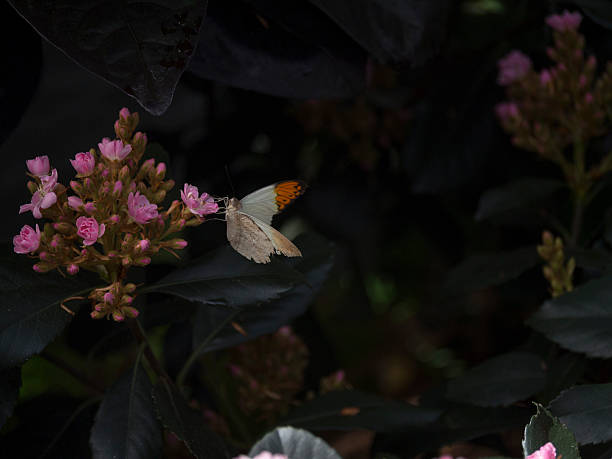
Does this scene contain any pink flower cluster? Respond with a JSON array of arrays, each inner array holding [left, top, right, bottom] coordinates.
[[12, 107, 219, 322], [546, 10, 582, 32], [497, 50, 532, 86], [527, 442, 557, 459], [234, 453, 288, 459]]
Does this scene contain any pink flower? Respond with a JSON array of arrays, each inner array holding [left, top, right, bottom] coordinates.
[[67, 264, 79, 275], [127, 192, 158, 224], [546, 10, 582, 32], [41, 169, 58, 193], [497, 50, 532, 86], [76, 216, 105, 246], [119, 107, 131, 120], [495, 102, 520, 121], [19, 189, 57, 219], [98, 138, 132, 161], [233, 453, 288, 459], [540, 70, 553, 85], [526, 442, 557, 459], [70, 152, 95, 176], [180, 184, 219, 217], [26, 155, 50, 176], [13, 224, 41, 254]]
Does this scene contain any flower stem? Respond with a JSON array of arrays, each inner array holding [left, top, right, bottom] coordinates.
[[176, 309, 241, 390], [40, 349, 105, 394], [126, 318, 170, 383]]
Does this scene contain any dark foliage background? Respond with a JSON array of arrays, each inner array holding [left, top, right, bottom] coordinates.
[[2, 0, 612, 458]]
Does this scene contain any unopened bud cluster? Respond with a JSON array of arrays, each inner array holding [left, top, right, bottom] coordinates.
[[537, 231, 575, 297], [13, 108, 219, 321], [495, 11, 612, 194], [226, 326, 308, 422]]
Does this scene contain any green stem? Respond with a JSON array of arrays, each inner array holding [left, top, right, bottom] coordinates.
[[569, 197, 584, 247], [176, 309, 241, 389], [40, 350, 105, 395], [127, 318, 170, 383]]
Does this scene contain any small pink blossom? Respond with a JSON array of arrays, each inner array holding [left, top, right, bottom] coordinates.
[[546, 10, 582, 32], [26, 155, 50, 177], [19, 190, 57, 219], [84, 202, 97, 214], [13, 224, 41, 254], [68, 196, 83, 210], [76, 216, 105, 246], [103, 292, 115, 304], [137, 239, 150, 251], [495, 102, 520, 121], [127, 192, 158, 224], [119, 107, 131, 120], [98, 138, 132, 161], [67, 264, 79, 275], [497, 50, 532, 86], [41, 169, 58, 193], [180, 184, 219, 217], [70, 152, 95, 176], [526, 442, 557, 459], [233, 453, 288, 459], [113, 180, 123, 195]]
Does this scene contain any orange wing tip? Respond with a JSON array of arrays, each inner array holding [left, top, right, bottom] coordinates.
[[274, 180, 307, 210]]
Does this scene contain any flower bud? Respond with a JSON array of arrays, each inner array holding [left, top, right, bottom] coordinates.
[[165, 200, 181, 216], [103, 292, 115, 304], [33, 262, 54, 273], [162, 179, 175, 191], [68, 196, 83, 210], [140, 158, 155, 175], [91, 310, 105, 319], [134, 256, 151, 266], [53, 222, 72, 234], [153, 190, 166, 202], [155, 163, 166, 179], [121, 295, 134, 305], [112, 310, 125, 322], [94, 303, 105, 312], [109, 214, 120, 224], [122, 257, 132, 266], [84, 178, 93, 189], [125, 283, 137, 293], [84, 202, 97, 214], [122, 306, 139, 319], [67, 264, 79, 275], [137, 239, 150, 251], [186, 217, 203, 227], [70, 180, 83, 194], [113, 180, 123, 195], [167, 239, 188, 249], [27, 181, 38, 194], [39, 251, 49, 261], [119, 165, 130, 181]]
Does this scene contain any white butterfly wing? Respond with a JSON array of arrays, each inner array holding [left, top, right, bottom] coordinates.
[[240, 212, 302, 259], [239, 184, 277, 225]]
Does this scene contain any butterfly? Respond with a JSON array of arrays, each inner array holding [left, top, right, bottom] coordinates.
[[222, 180, 307, 263]]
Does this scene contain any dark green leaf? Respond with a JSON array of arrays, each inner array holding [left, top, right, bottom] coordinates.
[[475, 178, 565, 222], [8, 0, 206, 115], [446, 352, 546, 407], [566, 248, 612, 271], [152, 380, 230, 458], [249, 426, 341, 459], [190, 0, 365, 98], [0, 257, 96, 369], [193, 232, 334, 352], [309, 0, 451, 65], [90, 354, 161, 459], [143, 244, 304, 308], [377, 404, 532, 457], [539, 353, 587, 405], [442, 247, 540, 298], [549, 384, 612, 445], [527, 275, 612, 358], [0, 367, 21, 429], [523, 403, 580, 458], [281, 390, 441, 432]]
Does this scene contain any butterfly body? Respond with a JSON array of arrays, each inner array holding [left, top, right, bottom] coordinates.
[[224, 181, 306, 264]]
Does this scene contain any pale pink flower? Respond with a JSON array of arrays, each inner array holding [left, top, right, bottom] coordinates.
[[26, 155, 50, 177], [19, 190, 57, 219], [40, 169, 58, 193], [546, 10, 582, 32], [233, 453, 288, 459], [180, 184, 219, 217], [127, 192, 158, 224], [495, 102, 520, 121], [13, 224, 41, 254], [70, 152, 95, 176], [98, 138, 132, 161], [526, 442, 557, 459], [497, 50, 532, 86], [76, 216, 105, 246]]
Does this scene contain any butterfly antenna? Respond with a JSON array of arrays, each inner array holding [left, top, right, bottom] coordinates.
[[224, 164, 236, 197]]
